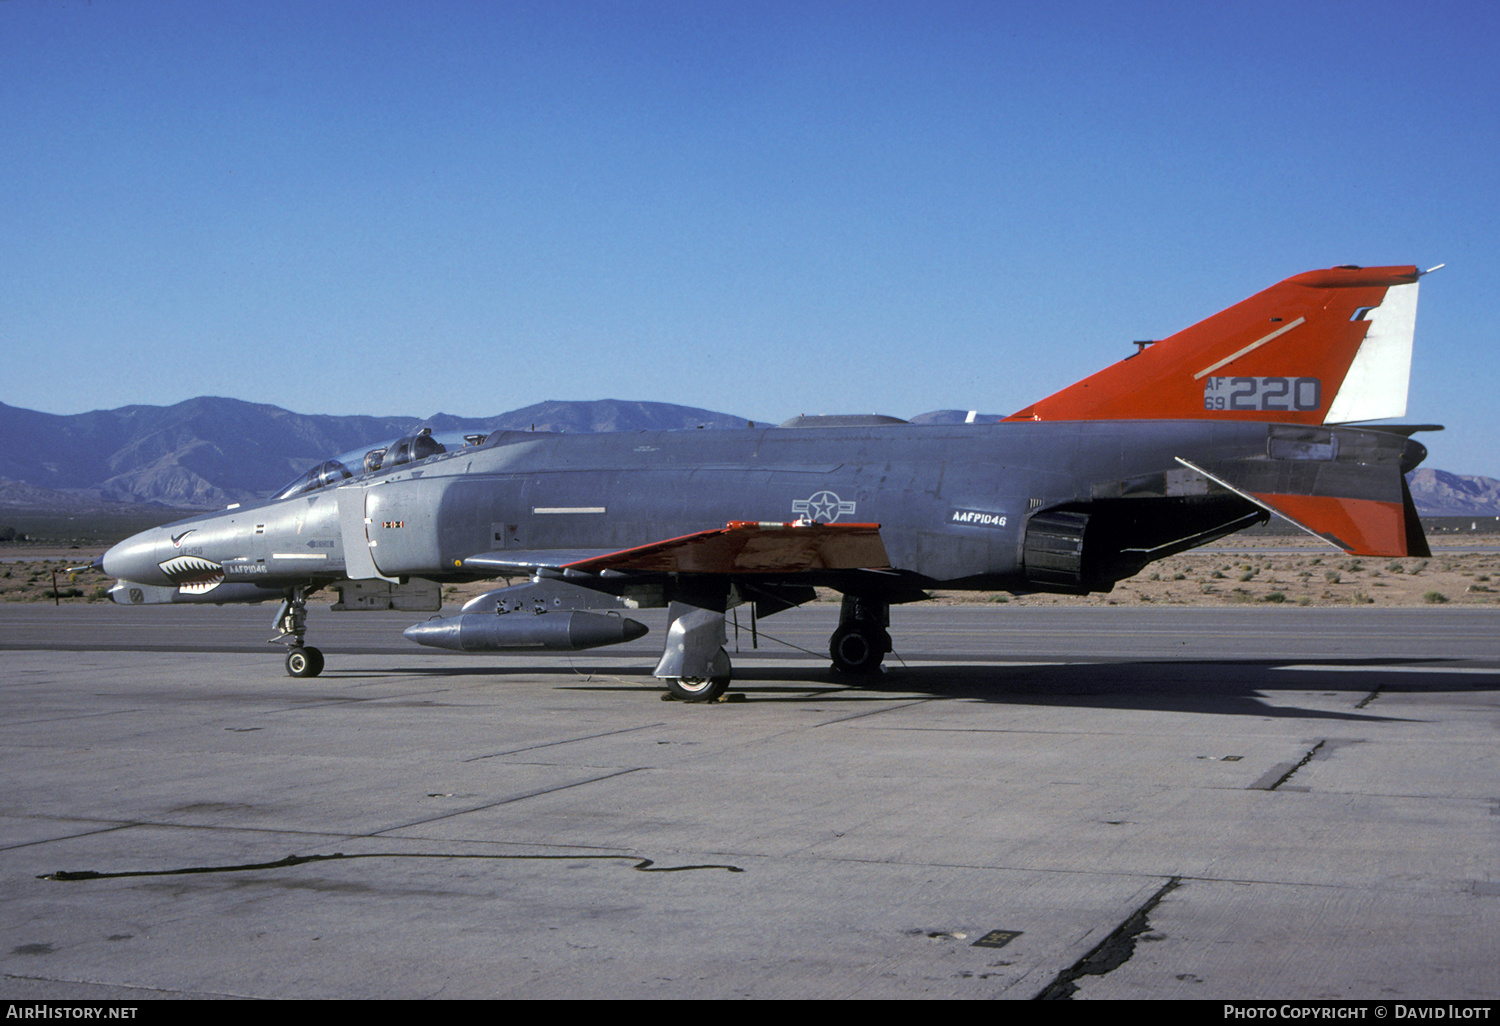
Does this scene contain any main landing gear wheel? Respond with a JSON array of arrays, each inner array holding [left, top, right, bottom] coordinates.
[[285, 646, 324, 678], [665, 648, 731, 702], [829, 626, 888, 675]]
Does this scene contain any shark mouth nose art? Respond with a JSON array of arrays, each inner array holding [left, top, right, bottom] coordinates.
[[156, 555, 225, 595]]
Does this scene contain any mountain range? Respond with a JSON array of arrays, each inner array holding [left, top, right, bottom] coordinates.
[[0, 397, 763, 508], [0, 397, 1495, 516]]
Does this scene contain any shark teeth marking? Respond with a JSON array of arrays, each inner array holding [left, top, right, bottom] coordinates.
[[157, 555, 225, 594]]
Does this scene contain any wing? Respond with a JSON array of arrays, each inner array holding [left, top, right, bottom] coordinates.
[[461, 521, 890, 576]]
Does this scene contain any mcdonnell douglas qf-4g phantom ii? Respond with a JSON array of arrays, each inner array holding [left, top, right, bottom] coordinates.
[[102, 265, 1441, 701]]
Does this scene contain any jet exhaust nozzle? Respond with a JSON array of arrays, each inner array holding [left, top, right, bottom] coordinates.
[[402, 610, 649, 652]]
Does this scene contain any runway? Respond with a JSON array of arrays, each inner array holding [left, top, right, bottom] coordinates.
[[1, 603, 1496, 1000]]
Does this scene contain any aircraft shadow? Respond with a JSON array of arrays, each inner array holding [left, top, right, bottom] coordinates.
[[358, 656, 1497, 723]]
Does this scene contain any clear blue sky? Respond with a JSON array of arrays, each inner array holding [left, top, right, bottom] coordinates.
[[4, 0, 1497, 475]]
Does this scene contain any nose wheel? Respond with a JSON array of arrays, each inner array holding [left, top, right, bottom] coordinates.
[[285, 646, 325, 678], [273, 585, 325, 677]]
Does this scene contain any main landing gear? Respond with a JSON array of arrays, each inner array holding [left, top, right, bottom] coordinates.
[[654, 597, 733, 702], [654, 591, 892, 702], [829, 595, 890, 676], [663, 647, 732, 703], [273, 585, 324, 678]]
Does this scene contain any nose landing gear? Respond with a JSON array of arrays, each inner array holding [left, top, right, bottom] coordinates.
[[272, 585, 324, 678], [284, 645, 325, 678]]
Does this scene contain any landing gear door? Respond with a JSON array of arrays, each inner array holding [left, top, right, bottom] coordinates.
[[336, 485, 396, 582]]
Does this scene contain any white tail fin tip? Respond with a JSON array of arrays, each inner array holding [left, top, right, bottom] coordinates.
[[1324, 281, 1419, 424]]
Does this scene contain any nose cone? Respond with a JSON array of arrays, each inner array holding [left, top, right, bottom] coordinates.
[[403, 618, 465, 651], [102, 528, 171, 585], [582, 614, 649, 648]]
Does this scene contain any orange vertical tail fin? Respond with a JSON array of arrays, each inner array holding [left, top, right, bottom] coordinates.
[[1007, 265, 1422, 425]]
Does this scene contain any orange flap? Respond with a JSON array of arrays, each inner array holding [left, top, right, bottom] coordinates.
[[564, 521, 890, 574]]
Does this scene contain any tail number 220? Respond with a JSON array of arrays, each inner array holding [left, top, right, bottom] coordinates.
[[1203, 376, 1321, 412]]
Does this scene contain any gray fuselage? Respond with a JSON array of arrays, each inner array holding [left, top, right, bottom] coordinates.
[[105, 417, 1387, 600]]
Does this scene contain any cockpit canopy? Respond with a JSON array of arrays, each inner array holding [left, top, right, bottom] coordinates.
[[270, 428, 488, 501], [271, 459, 354, 501], [379, 428, 446, 470]]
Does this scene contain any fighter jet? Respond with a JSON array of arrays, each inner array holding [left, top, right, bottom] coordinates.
[[102, 264, 1439, 701]]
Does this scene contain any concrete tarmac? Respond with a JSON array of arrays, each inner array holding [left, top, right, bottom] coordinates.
[[1, 603, 1496, 1000]]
